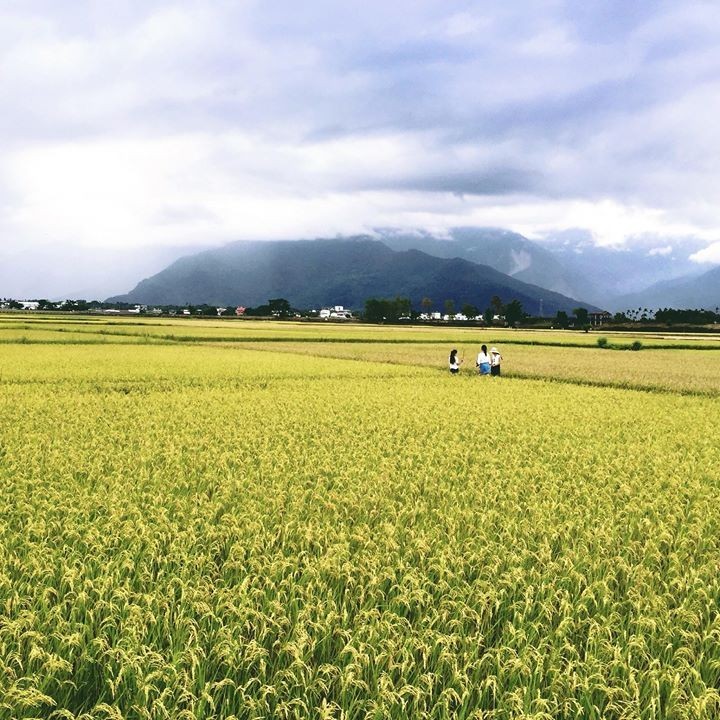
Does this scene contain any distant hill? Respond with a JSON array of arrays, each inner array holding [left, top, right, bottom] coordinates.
[[108, 237, 597, 314], [535, 232, 709, 307], [378, 227, 584, 299], [612, 265, 720, 312]]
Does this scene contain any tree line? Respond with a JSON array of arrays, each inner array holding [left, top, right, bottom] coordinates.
[[4, 295, 719, 327]]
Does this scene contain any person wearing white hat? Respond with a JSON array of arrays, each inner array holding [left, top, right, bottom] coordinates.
[[490, 347, 502, 376]]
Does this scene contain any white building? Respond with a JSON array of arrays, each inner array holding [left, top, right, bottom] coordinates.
[[320, 305, 353, 319]]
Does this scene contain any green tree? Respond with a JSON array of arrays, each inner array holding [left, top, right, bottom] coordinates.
[[505, 299, 524, 326], [555, 310, 569, 329], [364, 298, 384, 323], [461, 303, 479, 319], [421, 297, 433, 316], [363, 297, 412, 323], [490, 295, 504, 317], [573, 307, 589, 326], [395, 297, 411, 318], [268, 298, 292, 318], [444, 299, 455, 317]]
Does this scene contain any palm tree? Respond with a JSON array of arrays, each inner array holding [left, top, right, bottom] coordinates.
[[490, 295, 504, 317]]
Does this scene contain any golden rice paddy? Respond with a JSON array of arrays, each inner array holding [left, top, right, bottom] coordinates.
[[1, 315, 719, 719]]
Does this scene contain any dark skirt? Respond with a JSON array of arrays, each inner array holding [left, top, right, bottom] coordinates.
[[490, 365, 500, 376]]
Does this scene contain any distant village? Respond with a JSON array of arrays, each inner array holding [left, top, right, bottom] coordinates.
[[3, 295, 719, 328], [0, 297, 358, 320], [0, 298, 351, 319], [0, 296, 634, 329]]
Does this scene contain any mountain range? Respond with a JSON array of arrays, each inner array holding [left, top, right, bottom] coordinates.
[[107, 228, 720, 313], [613, 266, 720, 312], [108, 237, 597, 314], [377, 228, 720, 312], [533, 231, 710, 308], [376, 228, 584, 299]]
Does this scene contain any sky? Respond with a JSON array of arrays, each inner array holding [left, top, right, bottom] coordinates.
[[2, 0, 720, 297]]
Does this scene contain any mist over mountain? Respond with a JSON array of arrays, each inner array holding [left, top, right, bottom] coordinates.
[[1, 243, 208, 301], [535, 231, 710, 307], [108, 237, 596, 314], [377, 228, 584, 299], [375, 227, 716, 310], [612, 265, 720, 312], [90, 227, 719, 314]]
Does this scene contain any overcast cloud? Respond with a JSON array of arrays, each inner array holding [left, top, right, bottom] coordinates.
[[2, 0, 720, 297]]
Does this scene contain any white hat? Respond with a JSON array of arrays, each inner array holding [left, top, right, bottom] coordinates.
[[490, 347, 499, 354]]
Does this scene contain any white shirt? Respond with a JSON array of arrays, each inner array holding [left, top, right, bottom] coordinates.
[[477, 352, 490, 364]]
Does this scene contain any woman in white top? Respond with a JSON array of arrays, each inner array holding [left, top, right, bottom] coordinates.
[[448, 348, 461, 374], [476, 344, 491, 375]]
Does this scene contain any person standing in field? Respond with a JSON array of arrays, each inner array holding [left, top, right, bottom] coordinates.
[[476, 344, 491, 375], [449, 349, 462, 374], [490, 347, 502, 376]]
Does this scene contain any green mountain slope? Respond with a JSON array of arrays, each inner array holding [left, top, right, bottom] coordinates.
[[108, 237, 597, 314]]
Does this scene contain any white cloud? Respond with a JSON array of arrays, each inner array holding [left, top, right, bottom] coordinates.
[[647, 245, 673, 257], [4, 127, 720, 259], [690, 242, 720, 264], [3, 0, 720, 297]]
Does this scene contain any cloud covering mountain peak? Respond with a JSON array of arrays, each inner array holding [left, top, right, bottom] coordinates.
[[2, 1, 720, 297]]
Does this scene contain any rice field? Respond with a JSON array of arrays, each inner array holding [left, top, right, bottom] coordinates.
[[3, 315, 720, 348], [1, 315, 719, 719], [228, 341, 720, 396]]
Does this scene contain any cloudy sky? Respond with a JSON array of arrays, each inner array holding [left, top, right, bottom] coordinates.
[[2, 0, 720, 297]]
